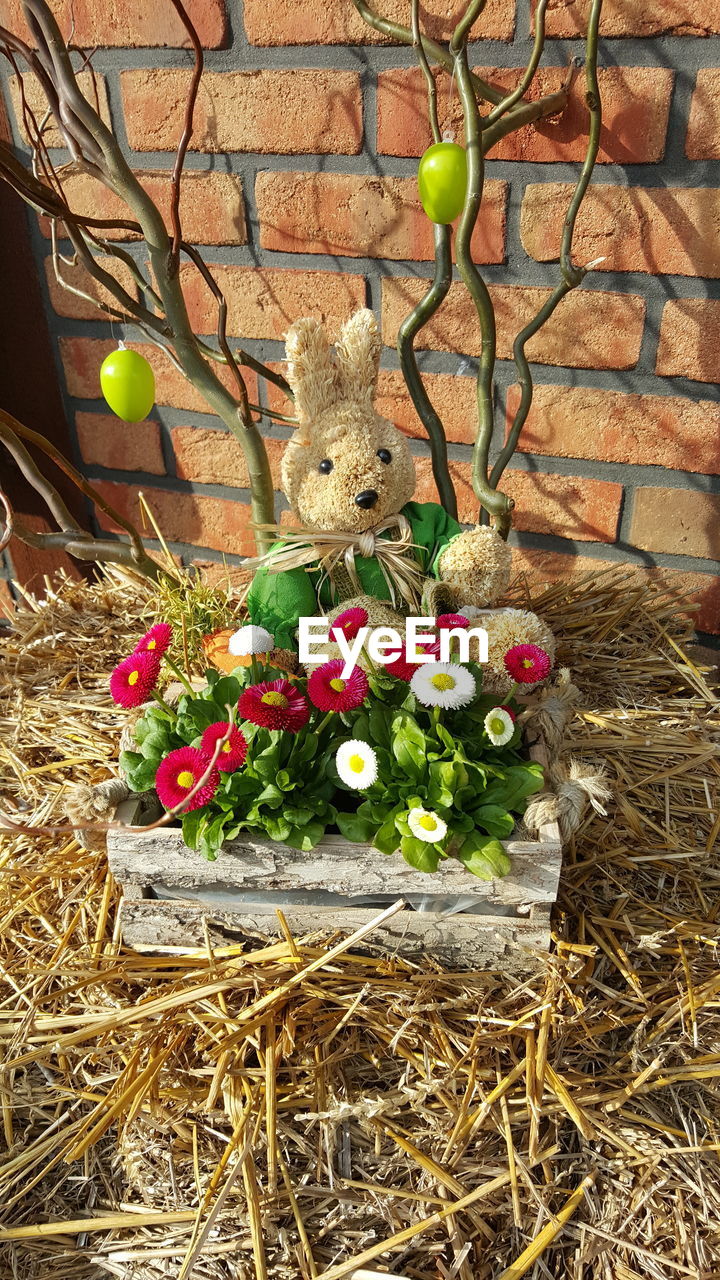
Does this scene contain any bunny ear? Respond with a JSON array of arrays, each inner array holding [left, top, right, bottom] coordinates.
[[335, 308, 381, 405], [285, 317, 339, 426]]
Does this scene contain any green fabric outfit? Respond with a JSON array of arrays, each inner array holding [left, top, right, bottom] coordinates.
[[247, 501, 463, 650]]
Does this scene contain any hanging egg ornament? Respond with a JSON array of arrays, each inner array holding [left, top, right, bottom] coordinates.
[[100, 344, 155, 423], [418, 139, 468, 225]]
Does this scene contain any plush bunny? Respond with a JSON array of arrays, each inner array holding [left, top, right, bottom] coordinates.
[[246, 309, 553, 687]]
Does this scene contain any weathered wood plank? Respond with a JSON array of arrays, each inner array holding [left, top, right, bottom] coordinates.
[[118, 897, 552, 972], [107, 825, 561, 907]]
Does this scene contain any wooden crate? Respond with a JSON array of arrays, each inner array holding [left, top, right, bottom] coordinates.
[[107, 743, 561, 970]]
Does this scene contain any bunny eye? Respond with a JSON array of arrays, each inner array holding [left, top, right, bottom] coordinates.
[[318, 458, 334, 474], [377, 449, 392, 465]]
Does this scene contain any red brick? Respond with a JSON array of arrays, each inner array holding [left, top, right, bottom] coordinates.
[[256, 172, 506, 263], [414, 458, 622, 541], [686, 69, 720, 160], [39, 171, 246, 246], [59, 337, 259, 412], [171, 429, 285, 489], [178, 263, 367, 340], [630, 489, 720, 560], [121, 68, 362, 156], [76, 411, 165, 476], [378, 66, 672, 164], [92, 481, 255, 557], [382, 278, 645, 370], [243, 0, 513, 45], [9, 72, 110, 147], [509, 546, 720, 635], [656, 300, 720, 385], [375, 370, 478, 445], [45, 254, 140, 323], [1, 0, 228, 47], [506, 384, 720, 475], [537, 0, 720, 37], [521, 184, 720, 279]]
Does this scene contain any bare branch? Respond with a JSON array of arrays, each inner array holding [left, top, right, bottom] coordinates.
[[350, 0, 504, 104], [166, 0, 203, 269], [0, 407, 161, 578], [0, 485, 14, 552], [411, 0, 440, 145], [481, 0, 549, 129], [492, 0, 604, 530], [481, 62, 581, 156], [452, 36, 512, 529], [397, 230, 456, 521], [15, 0, 276, 549]]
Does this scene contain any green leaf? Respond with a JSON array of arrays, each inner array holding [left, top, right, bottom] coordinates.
[[211, 675, 241, 708], [473, 804, 515, 839], [369, 701, 391, 748], [481, 763, 544, 812], [373, 818, 401, 856], [262, 814, 293, 842], [283, 820, 326, 851], [458, 835, 511, 880], [126, 759, 160, 794], [336, 811, 376, 843], [400, 836, 439, 873], [181, 808, 205, 851], [140, 728, 170, 759], [119, 749, 144, 776], [198, 812, 227, 860]]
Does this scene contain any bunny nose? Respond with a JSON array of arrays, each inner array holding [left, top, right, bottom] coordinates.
[[355, 489, 379, 510]]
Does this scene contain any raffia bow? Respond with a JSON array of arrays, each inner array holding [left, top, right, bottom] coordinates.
[[245, 513, 426, 610]]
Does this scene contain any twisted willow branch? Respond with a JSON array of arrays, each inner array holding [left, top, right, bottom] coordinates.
[[453, 38, 512, 528], [350, 0, 502, 103], [411, 0, 441, 146], [17, 0, 276, 550], [0, 410, 165, 582], [397, 223, 456, 518], [393, 0, 457, 518], [490, 0, 604, 531]]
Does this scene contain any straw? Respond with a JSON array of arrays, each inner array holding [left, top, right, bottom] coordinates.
[[1, 564, 719, 1278]]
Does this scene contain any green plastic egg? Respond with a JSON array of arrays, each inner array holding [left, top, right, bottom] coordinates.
[[100, 347, 155, 423], [417, 141, 468, 225]]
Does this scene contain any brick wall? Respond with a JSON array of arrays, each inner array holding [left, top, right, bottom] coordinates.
[[1, 0, 719, 635]]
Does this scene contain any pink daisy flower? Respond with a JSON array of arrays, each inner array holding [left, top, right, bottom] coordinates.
[[238, 678, 310, 733], [435, 613, 470, 631], [200, 722, 248, 772], [133, 622, 172, 658], [385, 639, 440, 682], [109, 650, 161, 709], [155, 746, 219, 812], [330, 606, 368, 643], [503, 643, 552, 684], [308, 659, 369, 712]]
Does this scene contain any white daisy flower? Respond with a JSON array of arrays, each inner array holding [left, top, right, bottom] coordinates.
[[410, 662, 476, 709], [336, 740, 378, 790], [484, 706, 515, 746], [228, 624, 274, 656], [407, 807, 448, 844]]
